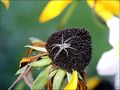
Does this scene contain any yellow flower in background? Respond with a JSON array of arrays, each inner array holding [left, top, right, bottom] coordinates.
[[64, 70, 78, 90], [87, 76, 100, 90], [39, 0, 119, 23], [97, 17, 120, 89], [87, 3, 120, 89], [87, 76, 116, 89], [87, 0, 120, 89], [87, 0, 120, 21], [39, 0, 72, 23], [1, 0, 10, 9]]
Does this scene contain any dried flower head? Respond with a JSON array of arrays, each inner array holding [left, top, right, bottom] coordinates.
[[46, 28, 92, 73]]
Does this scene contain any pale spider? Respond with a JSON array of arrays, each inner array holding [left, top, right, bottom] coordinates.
[[50, 34, 77, 60]]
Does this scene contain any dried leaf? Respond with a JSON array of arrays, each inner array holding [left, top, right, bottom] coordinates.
[[32, 42, 46, 47], [26, 38, 46, 56], [25, 45, 47, 52], [46, 79, 53, 90], [23, 71, 34, 89], [77, 71, 87, 90], [53, 69, 66, 90], [30, 58, 52, 67], [77, 79, 87, 90], [31, 65, 52, 90], [19, 58, 31, 67], [20, 53, 47, 67], [8, 66, 31, 90], [29, 37, 46, 47], [80, 71, 86, 80]]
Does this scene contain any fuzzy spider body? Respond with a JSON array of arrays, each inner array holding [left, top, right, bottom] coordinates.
[[46, 28, 92, 73]]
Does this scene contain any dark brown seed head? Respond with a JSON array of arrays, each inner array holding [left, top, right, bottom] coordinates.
[[46, 28, 92, 73]]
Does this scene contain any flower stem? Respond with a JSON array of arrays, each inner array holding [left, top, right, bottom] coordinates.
[[57, 1, 79, 30]]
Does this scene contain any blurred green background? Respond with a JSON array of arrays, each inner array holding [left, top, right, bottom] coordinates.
[[0, 1, 112, 89]]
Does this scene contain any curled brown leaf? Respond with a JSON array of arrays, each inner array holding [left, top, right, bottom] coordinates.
[[23, 71, 34, 89]]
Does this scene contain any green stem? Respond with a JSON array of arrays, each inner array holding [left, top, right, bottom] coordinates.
[[57, 1, 79, 30]]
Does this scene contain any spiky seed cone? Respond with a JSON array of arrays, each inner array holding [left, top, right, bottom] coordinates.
[[46, 28, 92, 73]]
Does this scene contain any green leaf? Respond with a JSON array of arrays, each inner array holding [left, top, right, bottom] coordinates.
[[24, 45, 47, 52], [66, 72, 71, 82], [15, 65, 28, 75], [30, 58, 52, 67], [53, 69, 66, 90], [31, 65, 52, 90], [49, 69, 58, 79], [15, 80, 25, 90], [61, 78, 68, 90], [78, 73, 83, 80], [41, 56, 49, 59]]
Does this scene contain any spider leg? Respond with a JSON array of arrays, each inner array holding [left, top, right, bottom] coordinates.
[[64, 36, 77, 43], [50, 45, 59, 54], [63, 48, 69, 57], [54, 48, 63, 61], [52, 44, 61, 46], [67, 46, 77, 51], [50, 43, 61, 53]]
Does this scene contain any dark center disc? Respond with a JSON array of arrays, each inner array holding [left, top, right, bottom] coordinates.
[[46, 28, 92, 73]]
